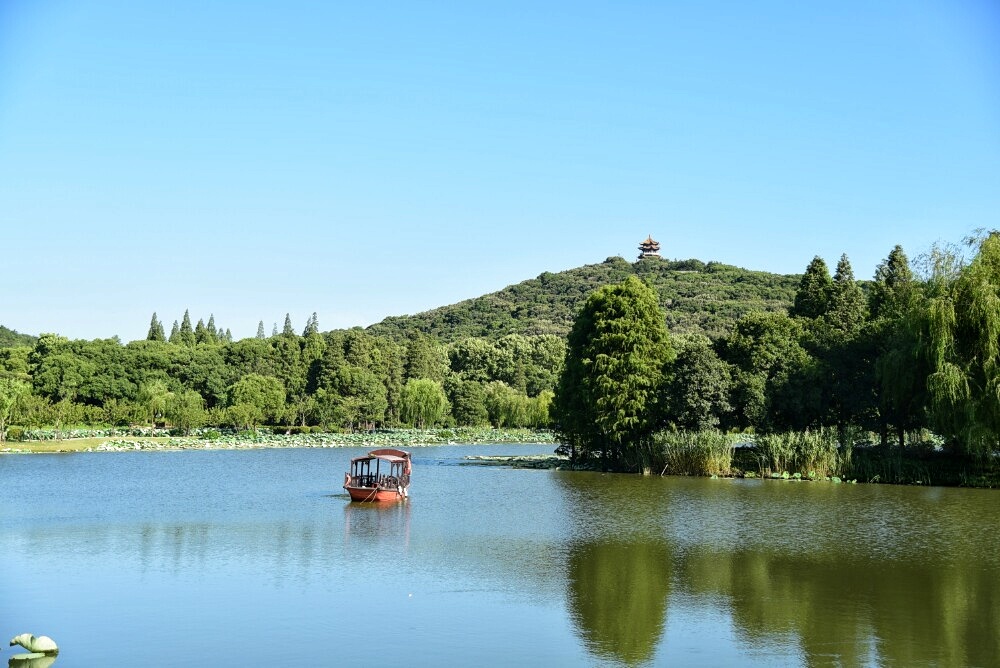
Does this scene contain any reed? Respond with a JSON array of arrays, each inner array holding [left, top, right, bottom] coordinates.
[[653, 430, 736, 476], [755, 429, 840, 478]]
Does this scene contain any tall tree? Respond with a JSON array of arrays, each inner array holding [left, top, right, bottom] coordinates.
[[870, 245, 923, 446], [791, 256, 833, 320], [828, 254, 867, 334], [552, 276, 673, 471], [282, 314, 295, 337], [920, 232, 1000, 454], [206, 314, 219, 343], [147, 313, 166, 342], [179, 310, 196, 347], [194, 319, 209, 345], [168, 320, 180, 344], [256, 321, 266, 340], [302, 312, 319, 337]]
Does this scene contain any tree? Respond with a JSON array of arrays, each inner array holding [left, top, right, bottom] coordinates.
[[0, 378, 29, 442], [168, 321, 180, 344], [552, 276, 673, 470], [138, 379, 172, 426], [404, 331, 447, 382], [445, 376, 489, 426], [256, 321, 266, 340], [194, 319, 209, 345], [206, 314, 219, 343], [791, 256, 833, 320], [828, 254, 867, 335], [166, 389, 206, 435], [662, 335, 733, 431], [227, 374, 286, 426], [870, 245, 924, 446], [147, 313, 166, 342], [302, 312, 319, 337], [399, 378, 450, 428], [179, 310, 196, 347], [282, 314, 295, 337], [919, 232, 1000, 454]]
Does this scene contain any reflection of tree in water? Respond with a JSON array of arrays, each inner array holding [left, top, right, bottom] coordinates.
[[680, 547, 1000, 667], [566, 539, 670, 666]]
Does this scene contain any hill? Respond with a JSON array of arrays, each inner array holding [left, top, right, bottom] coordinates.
[[368, 256, 800, 342], [0, 326, 36, 348]]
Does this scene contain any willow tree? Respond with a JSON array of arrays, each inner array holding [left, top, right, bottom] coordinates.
[[552, 276, 673, 471], [920, 233, 1000, 454]]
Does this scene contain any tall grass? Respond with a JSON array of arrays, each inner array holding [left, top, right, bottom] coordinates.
[[755, 429, 840, 478], [652, 430, 737, 476]]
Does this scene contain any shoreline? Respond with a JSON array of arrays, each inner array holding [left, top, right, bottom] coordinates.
[[0, 427, 557, 454]]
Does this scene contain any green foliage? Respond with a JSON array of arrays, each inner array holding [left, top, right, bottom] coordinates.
[[0, 377, 30, 442], [553, 276, 673, 471], [399, 378, 450, 428], [791, 256, 833, 320], [369, 256, 797, 342], [755, 430, 840, 478], [653, 430, 737, 476], [662, 335, 733, 430], [0, 325, 36, 348]]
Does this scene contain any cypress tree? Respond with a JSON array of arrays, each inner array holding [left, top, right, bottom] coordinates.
[[195, 319, 208, 345], [552, 276, 673, 471], [169, 320, 180, 344], [256, 321, 266, 340], [147, 312, 166, 342], [791, 256, 833, 320], [179, 310, 196, 347], [829, 254, 867, 334], [206, 314, 218, 343], [282, 313, 295, 337]]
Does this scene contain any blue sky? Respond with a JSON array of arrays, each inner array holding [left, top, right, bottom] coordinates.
[[2, 1, 998, 341]]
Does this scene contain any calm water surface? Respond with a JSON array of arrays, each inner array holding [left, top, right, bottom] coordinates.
[[2, 445, 998, 667]]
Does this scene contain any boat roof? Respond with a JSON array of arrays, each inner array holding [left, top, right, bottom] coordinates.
[[351, 448, 411, 464]]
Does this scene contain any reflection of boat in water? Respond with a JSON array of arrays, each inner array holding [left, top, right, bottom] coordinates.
[[344, 448, 412, 502]]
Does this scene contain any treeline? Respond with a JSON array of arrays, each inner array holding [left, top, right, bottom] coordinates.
[[0, 314, 565, 439], [553, 232, 1000, 473]]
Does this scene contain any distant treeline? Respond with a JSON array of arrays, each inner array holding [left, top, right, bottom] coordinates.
[[3, 234, 999, 474]]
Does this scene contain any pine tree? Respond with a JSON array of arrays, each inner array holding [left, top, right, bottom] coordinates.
[[282, 313, 295, 337], [224, 328, 233, 343], [272, 323, 279, 337], [256, 321, 266, 340], [147, 312, 166, 342], [169, 320, 180, 344]]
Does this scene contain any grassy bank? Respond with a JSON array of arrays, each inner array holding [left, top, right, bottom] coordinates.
[[1, 427, 556, 454]]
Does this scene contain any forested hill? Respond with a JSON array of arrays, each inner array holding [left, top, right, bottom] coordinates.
[[368, 256, 800, 342], [0, 326, 36, 348]]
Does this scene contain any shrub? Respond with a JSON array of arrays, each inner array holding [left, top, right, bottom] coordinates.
[[5, 426, 24, 442]]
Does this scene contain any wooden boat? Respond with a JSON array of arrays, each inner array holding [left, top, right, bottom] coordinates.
[[344, 448, 412, 502]]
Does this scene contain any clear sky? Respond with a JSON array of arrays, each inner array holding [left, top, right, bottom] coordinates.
[[2, 1, 998, 342]]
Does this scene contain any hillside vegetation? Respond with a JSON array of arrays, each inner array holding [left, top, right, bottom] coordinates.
[[368, 256, 799, 342]]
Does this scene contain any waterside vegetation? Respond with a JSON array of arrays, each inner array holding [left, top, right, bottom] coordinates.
[[4, 233, 1000, 486]]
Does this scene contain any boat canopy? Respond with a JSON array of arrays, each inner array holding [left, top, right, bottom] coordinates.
[[350, 448, 410, 465]]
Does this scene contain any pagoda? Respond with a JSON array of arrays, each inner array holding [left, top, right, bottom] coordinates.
[[637, 235, 661, 260]]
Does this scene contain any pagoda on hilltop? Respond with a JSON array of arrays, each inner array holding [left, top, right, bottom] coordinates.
[[637, 235, 661, 260]]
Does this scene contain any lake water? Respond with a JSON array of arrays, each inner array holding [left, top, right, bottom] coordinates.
[[2, 445, 998, 667]]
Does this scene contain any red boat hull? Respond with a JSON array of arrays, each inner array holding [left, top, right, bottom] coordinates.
[[344, 484, 407, 502]]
